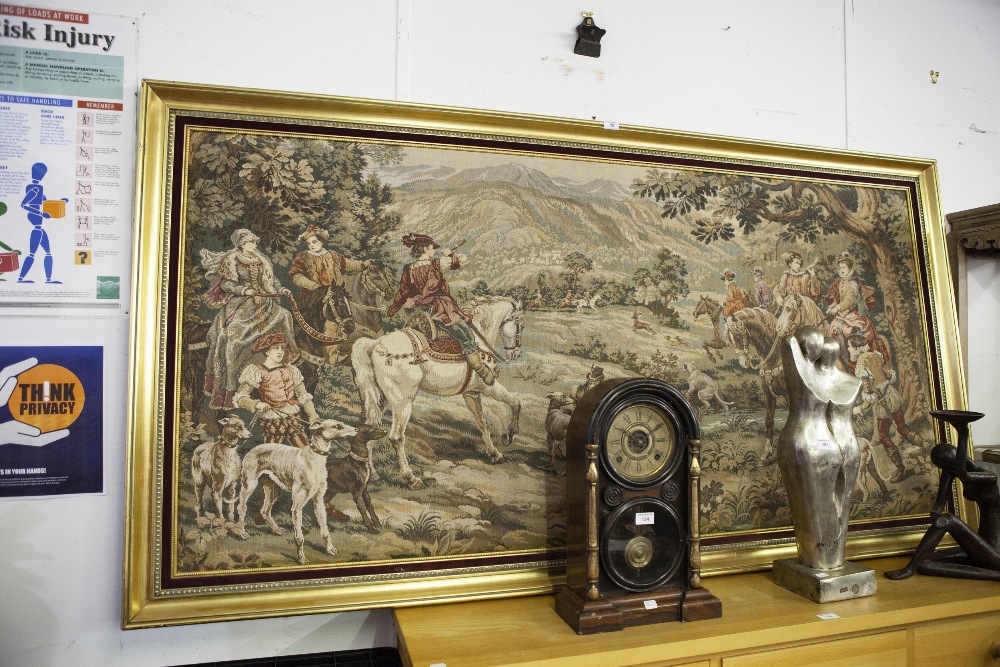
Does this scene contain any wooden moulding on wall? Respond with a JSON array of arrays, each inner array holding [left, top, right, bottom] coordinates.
[[945, 203, 1000, 381]]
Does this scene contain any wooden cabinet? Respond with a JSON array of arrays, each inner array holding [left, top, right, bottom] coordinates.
[[913, 614, 1000, 666], [394, 557, 1000, 667], [723, 631, 907, 667]]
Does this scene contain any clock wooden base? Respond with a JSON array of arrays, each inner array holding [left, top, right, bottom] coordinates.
[[554, 584, 722, 635]]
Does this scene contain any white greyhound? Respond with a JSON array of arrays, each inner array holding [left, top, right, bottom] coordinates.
[[236, 419, 358, 565]]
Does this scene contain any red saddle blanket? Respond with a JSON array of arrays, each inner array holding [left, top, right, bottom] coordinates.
[[403, 315, 465, 356], [427, 337, 463, 356]]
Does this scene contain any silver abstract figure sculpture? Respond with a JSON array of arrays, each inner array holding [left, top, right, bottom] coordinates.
[[777, 327, 862, 570]]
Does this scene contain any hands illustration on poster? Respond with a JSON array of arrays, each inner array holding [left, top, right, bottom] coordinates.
[[0, 357, 71, 446]]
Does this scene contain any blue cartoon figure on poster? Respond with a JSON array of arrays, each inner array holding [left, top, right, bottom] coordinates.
[[18, 162, 68, 284]]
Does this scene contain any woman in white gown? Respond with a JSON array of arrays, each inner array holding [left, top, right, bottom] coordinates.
[[199, 228, 296, 410]]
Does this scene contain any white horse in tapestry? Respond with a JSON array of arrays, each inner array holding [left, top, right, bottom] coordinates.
[[351, 296, 524, 489]]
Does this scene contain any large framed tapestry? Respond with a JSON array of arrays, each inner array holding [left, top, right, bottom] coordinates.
[[123, 81, 967, 627]]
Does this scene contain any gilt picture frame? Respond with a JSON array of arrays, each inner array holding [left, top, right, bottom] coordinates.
[[123, 80, 968, 627]]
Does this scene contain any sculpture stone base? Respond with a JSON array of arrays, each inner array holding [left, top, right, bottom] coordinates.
[[772, 558, 876, 603]]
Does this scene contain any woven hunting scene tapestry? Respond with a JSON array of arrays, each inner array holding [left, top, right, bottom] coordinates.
[[173, 128, 937, 574]]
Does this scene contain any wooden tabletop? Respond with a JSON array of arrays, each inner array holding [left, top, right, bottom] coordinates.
[[394, 557, 1000, 667]]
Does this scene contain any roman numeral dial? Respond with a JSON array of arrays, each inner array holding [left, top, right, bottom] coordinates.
[[605, 403, 676, 484]]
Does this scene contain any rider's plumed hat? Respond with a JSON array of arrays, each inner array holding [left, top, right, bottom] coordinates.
[[401, 233, 439, 249], [253, 332, 288, 353], [781, 250, 803, 265], [299, 224, 330, 243]]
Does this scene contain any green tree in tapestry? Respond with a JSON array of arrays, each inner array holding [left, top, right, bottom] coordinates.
[[180, 134, 402, 328], [630, 169, 926, 421]]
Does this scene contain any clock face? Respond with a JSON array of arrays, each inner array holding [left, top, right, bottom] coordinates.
[[604, 403, 676, 485]]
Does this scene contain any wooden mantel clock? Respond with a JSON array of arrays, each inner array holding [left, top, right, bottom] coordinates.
[[555, 377, 722, 634]]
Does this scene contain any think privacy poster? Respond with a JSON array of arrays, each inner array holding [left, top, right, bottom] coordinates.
[[0, 345, 103, 497]]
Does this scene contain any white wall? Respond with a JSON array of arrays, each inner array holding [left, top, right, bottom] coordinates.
[[1, 1, 998, 665]]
